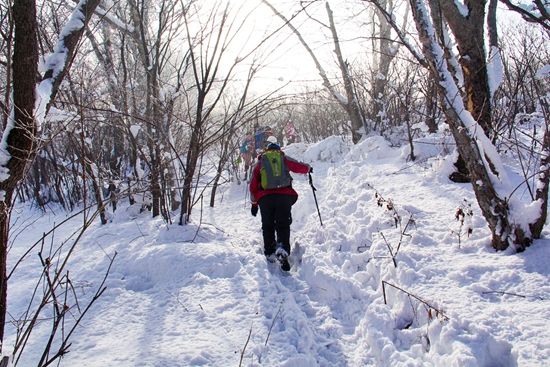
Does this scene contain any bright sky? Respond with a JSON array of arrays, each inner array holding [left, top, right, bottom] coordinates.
[[190, 0, 528, 96], [196, 0, 375, 94]]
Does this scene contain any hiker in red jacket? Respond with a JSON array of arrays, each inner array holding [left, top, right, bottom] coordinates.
[[249, 136, 311, 270]]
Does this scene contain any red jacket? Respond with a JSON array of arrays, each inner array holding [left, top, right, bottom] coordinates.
[[249, 149, 311, 204]]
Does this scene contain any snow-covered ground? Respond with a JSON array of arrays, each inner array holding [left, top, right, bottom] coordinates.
[[5, 135, 550, 366]]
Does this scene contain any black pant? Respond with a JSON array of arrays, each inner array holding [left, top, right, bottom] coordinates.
[[258, 194, 297, 255]]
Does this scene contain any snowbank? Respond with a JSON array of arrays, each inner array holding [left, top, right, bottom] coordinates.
[[5, 135, 549, 366]]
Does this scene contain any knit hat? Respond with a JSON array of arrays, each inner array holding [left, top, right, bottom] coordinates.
[[266, 135, 280, 150]]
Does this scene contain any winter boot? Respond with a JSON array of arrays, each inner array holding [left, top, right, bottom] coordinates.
[[265, 253, 277, 263], [264, 240, 277, 263], [275, 245, 290, 271]]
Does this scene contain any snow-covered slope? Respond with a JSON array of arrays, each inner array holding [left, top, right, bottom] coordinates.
[[6, 135, 550, 366]]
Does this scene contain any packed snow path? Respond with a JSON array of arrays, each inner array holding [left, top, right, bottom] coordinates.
[[6, 136, 549, 366], [208, 182, 370, 367]]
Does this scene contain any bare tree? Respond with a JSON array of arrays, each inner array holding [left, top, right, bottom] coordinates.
[[9, 213, 116, 367], [0, 0, 39, 348], [263, 0, 367, 143], [325, 2, 367, 142], [0, 0, 101, 350], [92, 0, 191, 219], [494, 24, 548, 138], [127, 0, 169, 218], [178, 1, 273, 224], [367, 0, 406, 131]]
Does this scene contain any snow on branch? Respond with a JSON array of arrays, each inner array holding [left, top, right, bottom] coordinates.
[[367, 0, 427, 67], [487, 45, 504, 99], [70, 0, 137, 37], [452, 0, 469, 17], [36, 0, 102, 127], [94, 3, 135, 34]]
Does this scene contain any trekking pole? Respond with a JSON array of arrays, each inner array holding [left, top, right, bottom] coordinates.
[[308, 172, 323, 227]]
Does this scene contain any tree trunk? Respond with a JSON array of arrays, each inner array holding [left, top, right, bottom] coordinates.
[[180, 117, 203, 224], [210, 127, 234, 208], [128, 0, 165, 218], [43, 146, 68, 209], [77, 134, 108, 225], [87, 163, 108, 225], [210, 170, 222, 208], [408, 0, 533, 251], [1, 8, 13, 130], [439, 0, 493, 137], [444, 108, 527, 250], [325, 3, 366, 142], [369, 0, 399, 131], [0, 199, 11, 352], [530, 127, 550, 237], [31, 158, 46, 209], [425, 79, 438, 133], [145, 71, 163, 218], [1, 0, 101, 347], [0, 0, 38, 348]]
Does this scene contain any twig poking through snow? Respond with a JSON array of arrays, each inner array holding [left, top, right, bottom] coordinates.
[[265, 301, 283, 346], [239, 323, 253, 367]]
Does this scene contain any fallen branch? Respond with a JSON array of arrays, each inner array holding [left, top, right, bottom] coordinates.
[[481, 290, 545, 301], [382, 280, 449, 321]]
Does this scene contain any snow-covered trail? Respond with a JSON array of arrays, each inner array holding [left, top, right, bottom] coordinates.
[[208, 180, 360, 366], [5, 135, 549, 366], [218, 136, 545, 366]]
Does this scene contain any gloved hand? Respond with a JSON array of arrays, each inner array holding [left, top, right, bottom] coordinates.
[[251, 204, 258, 217], [309, 166, 313, 173]]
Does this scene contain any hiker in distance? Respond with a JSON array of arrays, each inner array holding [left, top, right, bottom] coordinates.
[[249, 135, 312, 271]]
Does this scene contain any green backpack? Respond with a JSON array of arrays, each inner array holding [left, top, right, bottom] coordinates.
[[260, 150, 292, 189]]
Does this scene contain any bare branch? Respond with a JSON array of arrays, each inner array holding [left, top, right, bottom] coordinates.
[[499, 0, 550, 31]]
